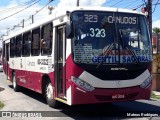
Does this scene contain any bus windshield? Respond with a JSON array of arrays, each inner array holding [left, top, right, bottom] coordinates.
[[71, 11, 152, 64]]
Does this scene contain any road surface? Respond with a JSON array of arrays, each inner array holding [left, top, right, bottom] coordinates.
[[0, 72, 160, 120]]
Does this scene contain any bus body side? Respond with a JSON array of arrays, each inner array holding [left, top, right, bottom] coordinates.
[[2, 7, 152, 107]]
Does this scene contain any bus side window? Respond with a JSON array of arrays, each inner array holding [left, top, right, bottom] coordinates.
[[15, 35, 22, 57], [31, 28, 40, 56], [41, 22, 53, 55], [22, 32, 31, 56], [2, 41, 5, 61], [10, 38, 15, 58]]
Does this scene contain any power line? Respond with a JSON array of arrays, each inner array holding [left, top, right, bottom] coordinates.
[[33, 0, 54, 16], [124, 0, 139, 8], [152, 0, 159, 13], [102, 0, 118, 6], [0, 0, 38, 14], [131, 3, 144, 10], [106, 0, 118, 4], [110, 0, 124, 7], [6, 0, 54, 32], [0, 0, 41, 22]]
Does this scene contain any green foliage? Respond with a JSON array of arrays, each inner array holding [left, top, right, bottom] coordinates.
[[150, 92, 160, 99], [153, 27, 160, 34], [0, 101, 4, 109]]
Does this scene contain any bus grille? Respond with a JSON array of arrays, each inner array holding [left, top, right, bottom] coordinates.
[[88, 69, 145, 80], [94, 92, 138, 101]]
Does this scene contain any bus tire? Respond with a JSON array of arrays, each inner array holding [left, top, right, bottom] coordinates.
[[12, 73, 20, 92], [45, 81, 60, 108]]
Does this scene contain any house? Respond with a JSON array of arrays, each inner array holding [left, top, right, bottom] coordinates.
[[152, 33, 160, 91]]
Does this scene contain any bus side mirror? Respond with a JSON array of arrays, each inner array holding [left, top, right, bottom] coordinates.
[[66, 21, 73, 38]]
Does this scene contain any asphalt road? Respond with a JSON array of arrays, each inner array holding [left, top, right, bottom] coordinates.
[[0, 72, 160, 120]]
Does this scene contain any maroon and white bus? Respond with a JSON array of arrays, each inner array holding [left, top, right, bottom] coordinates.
[[2, 7, 152, 108]]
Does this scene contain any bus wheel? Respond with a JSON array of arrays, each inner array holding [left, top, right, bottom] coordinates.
[[45, 81, 60, 108], [12, 73, 20, 92]]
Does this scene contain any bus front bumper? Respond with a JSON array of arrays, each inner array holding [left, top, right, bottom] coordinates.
[[70, 84, 152, 105]]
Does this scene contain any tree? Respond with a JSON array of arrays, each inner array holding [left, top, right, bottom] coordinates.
[[153, 27, 160, 53], [153, 27, 160, 34]]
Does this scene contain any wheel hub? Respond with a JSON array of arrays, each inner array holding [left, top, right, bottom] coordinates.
[[46, 83, 53, 100]]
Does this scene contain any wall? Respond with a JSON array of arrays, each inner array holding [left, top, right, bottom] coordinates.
[[152, 54, 160, 91]]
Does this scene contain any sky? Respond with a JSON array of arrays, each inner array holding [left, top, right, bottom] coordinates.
[[0, 0, 160, 47]]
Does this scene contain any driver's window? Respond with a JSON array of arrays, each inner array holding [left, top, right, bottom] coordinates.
[[129, 30, 139, 48]]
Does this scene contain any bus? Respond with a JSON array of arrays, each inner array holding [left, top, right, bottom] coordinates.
[[2, 7, 152, 108]]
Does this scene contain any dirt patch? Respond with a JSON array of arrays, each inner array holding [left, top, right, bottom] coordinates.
[[0, 87, 5, 92]]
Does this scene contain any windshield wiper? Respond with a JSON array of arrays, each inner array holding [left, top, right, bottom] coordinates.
[[126, 46, 140, 64], [96, 42, 116, 68]]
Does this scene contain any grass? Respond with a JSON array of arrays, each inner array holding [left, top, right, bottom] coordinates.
[[150, 92, 160, 99], [0, 101, 4, 109]]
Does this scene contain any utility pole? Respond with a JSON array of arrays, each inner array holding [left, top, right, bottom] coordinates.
[[77, 0, 79, 6], [147, 0, 152, 39]]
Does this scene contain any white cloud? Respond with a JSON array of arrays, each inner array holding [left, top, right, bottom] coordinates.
[[57, 0, 106, 7], [0, 2, 46, 35], [0, 0, 159, 48], [0, 0, 46, 47], [0, 0, 107, 37], [8, 0, 19, 7], [7, 0, 30, 7], [152, 20, 160, 28]]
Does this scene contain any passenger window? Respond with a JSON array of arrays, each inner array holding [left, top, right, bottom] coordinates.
[[15, 35, 22, 57], [41, 22, 53, 55], [2, 41, 5, 58], [22, 32, 31, 56], [32, 28, 40, 56], [10, 38, 15, 58]]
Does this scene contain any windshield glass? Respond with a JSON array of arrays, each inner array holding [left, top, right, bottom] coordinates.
[[71, 11, 152, 64]]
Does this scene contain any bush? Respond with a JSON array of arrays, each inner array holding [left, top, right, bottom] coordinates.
[[0, 101, 4, 109], [150, 92, 160, 99]]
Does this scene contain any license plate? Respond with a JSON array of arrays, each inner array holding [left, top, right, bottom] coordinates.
[[112, 94, 125, 99]]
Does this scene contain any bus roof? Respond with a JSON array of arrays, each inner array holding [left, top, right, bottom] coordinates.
[[3, 6, 143, 41], [67, 6, 141, 14]]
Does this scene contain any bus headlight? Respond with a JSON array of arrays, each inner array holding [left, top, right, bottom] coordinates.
[[71, 76, 95, 91], [140, 75, 152, 88]]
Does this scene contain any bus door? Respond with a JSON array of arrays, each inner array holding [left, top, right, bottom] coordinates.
[[54, 25, 66, 99], [5, 43, 9, 79]]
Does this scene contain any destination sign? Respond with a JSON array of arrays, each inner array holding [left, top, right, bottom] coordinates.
[[107, 16, 137, 24], [92, 55, 152, 63], [83, 14, 137, 24]]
